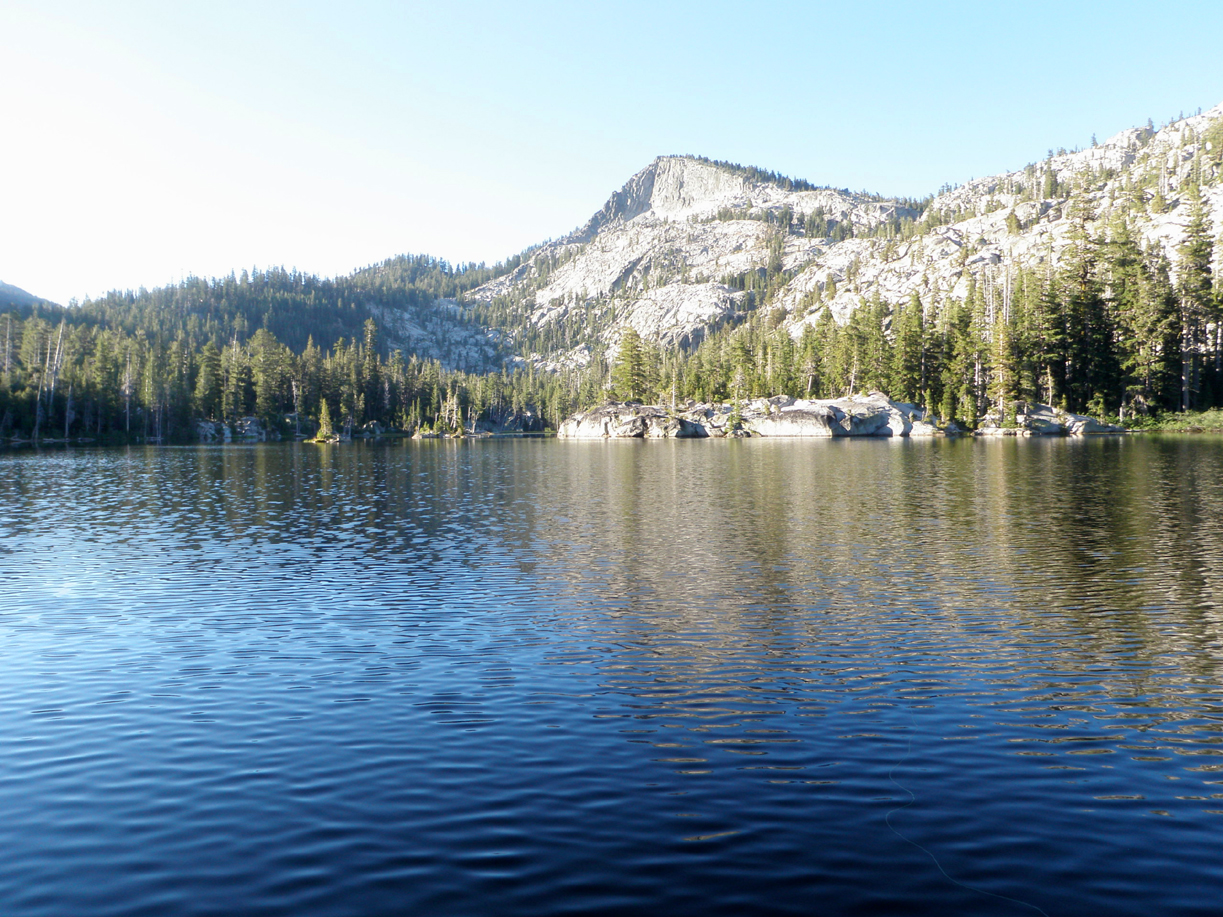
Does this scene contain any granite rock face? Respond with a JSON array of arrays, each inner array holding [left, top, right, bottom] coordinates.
[[977, 403, 1125, 436], [557, 403, 708, 439], [558, 393, 945, 439], [278, 105, 1223, 382], [741, 393, 941, 437], [458, 105, 1222, 374], [560, 395, 1123, 439]]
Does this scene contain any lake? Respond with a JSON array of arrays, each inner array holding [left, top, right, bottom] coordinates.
[[2, 436, 1222, 916]]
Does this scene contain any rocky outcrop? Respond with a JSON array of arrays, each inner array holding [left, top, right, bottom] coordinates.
[[196, 420, 232, 443], [558, 403, 708, 439], [234, 416, 268, 441], [621, 283, 746, 348], [977, 403, 1125, 436], [364, 299, 501, 373], [558, 393, 944, 439], [560, 395, 1123, 439], [741, 393, 943, 437], [465, 156, 922, 367], [473, 406, 546, 434]]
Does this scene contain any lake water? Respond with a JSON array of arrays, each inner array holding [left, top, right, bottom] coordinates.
[[2, 436, 1223, 916]]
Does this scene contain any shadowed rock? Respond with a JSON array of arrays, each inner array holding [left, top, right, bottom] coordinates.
[[977, 402, 1125, 436]]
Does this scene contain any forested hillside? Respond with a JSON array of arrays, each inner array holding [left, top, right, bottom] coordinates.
[[0, 252, 592, 441], [627, 187, 1220, 423], [2, 102, 1220, 442], [0, 281, 51, 311], [456, 104, 1222, 423]]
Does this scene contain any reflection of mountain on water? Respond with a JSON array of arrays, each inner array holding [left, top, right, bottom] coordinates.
[[527, 437, 1223, 733], [5, 437, 1223, 914], [12, 438, 1220, 674], [12, 438, 1223, 768], [534, 437, 1222, 637]]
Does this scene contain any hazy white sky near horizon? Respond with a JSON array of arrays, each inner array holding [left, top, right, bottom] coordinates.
[[2, 0, 1222, 306]]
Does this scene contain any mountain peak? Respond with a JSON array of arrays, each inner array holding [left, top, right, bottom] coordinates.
[[464, 96, 1223, 376], [572, 155, 856, 243]]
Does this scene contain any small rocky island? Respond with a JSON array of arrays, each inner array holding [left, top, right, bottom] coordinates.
[[558, 393, 1124, 439]]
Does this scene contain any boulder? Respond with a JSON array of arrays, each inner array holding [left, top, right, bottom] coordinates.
[[750, 406, 840, 437], [1062, 414, 1125, 435], [474, 406, 546, 434], [196, 420, 235, 442], [746, 393, 932, 437], [558, 402, 707, 439], [235, 416, 266, 441]]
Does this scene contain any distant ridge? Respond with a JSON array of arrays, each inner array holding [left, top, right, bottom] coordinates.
[[0, 281, 54, 310]]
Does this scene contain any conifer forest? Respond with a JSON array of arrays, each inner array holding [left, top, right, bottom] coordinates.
[[2, 126, 1221, 442]]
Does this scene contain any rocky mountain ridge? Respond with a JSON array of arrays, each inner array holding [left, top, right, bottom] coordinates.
[[12, 101, 1219, 384], [456, 102, 1223, 369]]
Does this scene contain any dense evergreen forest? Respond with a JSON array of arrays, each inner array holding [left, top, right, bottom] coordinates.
[[1, 183, 1218, 442], [0, 252, 576, 442], [624, 189, 1220, 423]]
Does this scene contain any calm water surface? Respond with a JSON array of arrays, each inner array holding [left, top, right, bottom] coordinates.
[[2, 437, 1223, 916]]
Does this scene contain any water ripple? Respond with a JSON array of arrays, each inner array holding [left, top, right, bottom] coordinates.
[[2, 438, 1223, 915]]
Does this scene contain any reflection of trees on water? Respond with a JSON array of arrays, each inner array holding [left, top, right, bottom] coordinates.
[[528, 437, 1223, 757], [48, 441, 559, 591], [7, 438, 1223, 800], [967, 438, 1223, 691], [7, 438, 1222, 718], [8, 437, 1221, 676]]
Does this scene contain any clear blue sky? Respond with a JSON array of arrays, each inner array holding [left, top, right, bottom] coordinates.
[[2, 0, 1222, 305]]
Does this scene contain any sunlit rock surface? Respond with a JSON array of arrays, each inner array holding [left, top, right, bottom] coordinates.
[[459, 105, 1222, 373], [559, 393, 945, 439], [557, 403, 708, 439]]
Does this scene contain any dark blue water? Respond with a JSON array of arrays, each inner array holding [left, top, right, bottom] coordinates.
[[2, 437, 1223, 916]]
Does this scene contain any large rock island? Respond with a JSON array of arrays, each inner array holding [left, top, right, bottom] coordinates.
[[558, 394, 1124, 439]]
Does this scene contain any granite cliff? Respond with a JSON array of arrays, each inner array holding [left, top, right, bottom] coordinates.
[[456, 103, 1222, 371]]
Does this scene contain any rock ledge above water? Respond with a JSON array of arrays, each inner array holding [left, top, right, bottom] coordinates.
[[559, 395, 1125, 439], [559, 394, 941, 439], [976, 403, 1125, 436]]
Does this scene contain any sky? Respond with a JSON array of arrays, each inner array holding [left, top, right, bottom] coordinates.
[[2, 1, 1222, 306]]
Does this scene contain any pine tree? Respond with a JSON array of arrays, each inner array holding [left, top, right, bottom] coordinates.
[[1177, 189, 1215, 410], [890, 292, 925, 403], [250, 328, 290, 424], [611, 326, 650, 402], [1059, 195, 1118, 413], [317, 397, 334, 439], [362, 318, 382, 416], [988, 304, 1019, 423], [1106, 222, 1180, 414], [938, 297, 976, 424]]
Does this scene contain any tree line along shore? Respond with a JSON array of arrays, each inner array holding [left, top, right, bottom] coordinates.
[[1, 189, 1220, 444]]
